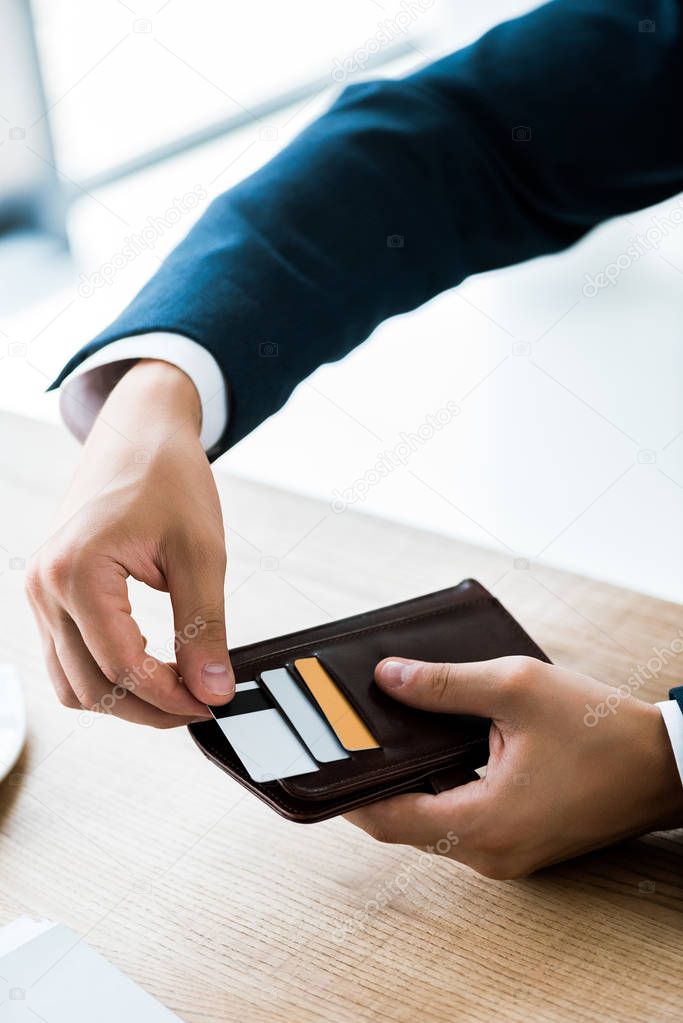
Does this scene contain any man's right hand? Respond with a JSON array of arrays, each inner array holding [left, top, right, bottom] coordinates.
[[26, 359, 234, 727]]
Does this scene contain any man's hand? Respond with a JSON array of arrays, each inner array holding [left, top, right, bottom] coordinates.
[[347, 656, 683, 878], [26, 359, 234, 727]]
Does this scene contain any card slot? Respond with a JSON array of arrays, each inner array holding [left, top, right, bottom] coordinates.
[[317, 609, 502, 747], [210, 679, 319, 783], [280, 608, 497, 799], [292, 657, 380, 752], [310, 655, 385, 737], [259, 666, 350, 765], [315, 645, 453, 755]]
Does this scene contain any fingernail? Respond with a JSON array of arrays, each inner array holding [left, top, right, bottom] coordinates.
[[378, 659, 416, 689], [201, 662, 235, 696]]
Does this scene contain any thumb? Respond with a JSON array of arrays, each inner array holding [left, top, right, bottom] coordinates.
[[374, 656, 531, 718], [167, 550, 234, 705]]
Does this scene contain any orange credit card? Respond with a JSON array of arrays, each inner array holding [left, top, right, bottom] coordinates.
[[293, 657, 380, 752]]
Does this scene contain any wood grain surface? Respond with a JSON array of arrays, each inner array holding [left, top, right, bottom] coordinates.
[[0, 410, 680, 1022]]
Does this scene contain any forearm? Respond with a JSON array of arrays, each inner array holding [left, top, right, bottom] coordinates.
[[61, 360, 203, 517]]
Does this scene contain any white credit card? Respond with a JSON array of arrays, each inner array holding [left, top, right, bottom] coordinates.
[[259, 667, 349, 764], [210, 681, 319, 783]]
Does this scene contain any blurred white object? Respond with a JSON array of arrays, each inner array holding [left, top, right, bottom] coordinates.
[[0, 663, 27, 783], [0, 916, 183, 1020]]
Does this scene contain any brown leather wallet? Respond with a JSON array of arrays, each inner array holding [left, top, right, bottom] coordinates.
[[188, 579, 550, 823]]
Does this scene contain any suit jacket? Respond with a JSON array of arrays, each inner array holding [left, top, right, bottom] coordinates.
[[51, 0, 683, 460]]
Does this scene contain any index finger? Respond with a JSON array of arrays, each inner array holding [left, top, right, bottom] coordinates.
[[63, 562, 209, 718]]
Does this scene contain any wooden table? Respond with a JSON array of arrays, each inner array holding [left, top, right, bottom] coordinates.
[[0, 409, 681, 1022]]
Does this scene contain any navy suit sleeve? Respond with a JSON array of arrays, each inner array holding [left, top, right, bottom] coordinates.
[[51, 0, 683, 459], [671, 686, 683, 716]]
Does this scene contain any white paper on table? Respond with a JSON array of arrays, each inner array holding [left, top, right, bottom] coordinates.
[[0, 917, 183, 1021]]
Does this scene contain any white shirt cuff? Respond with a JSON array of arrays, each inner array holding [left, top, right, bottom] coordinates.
[[656, 700, 683, 787], [58, 333, 228, 453]]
